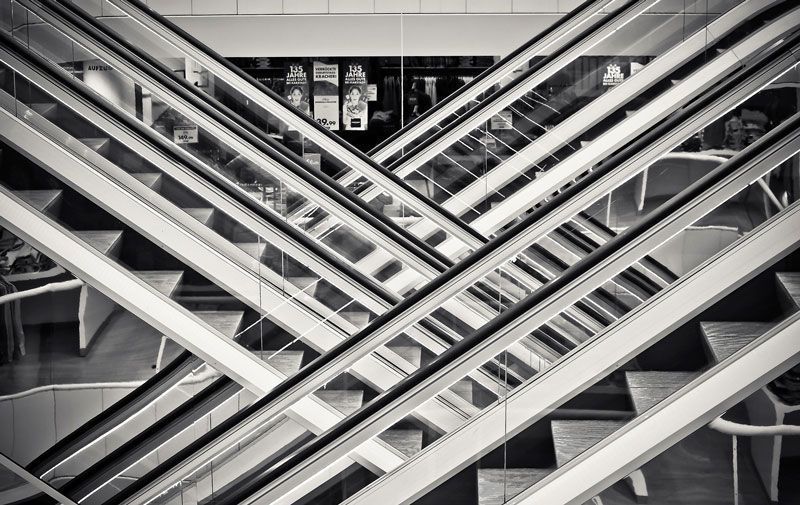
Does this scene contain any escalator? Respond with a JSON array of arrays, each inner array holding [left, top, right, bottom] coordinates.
[[0, 6, 649, 503], [4, 0, 683, 401], [39, 0, 679, 296], [197, 82, 800, 505], [12, 0, 669, 376], [0, 32, 517, 504], [95, 18, 800, 505], [53, 2, 788, 314], [0, 1, 796, 502], [15, 0, 774, 376], [0, 26, 636, 504]]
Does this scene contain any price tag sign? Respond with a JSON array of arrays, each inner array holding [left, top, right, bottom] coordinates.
[[173, 124, 198, 144], [490, 111, 513, 130]]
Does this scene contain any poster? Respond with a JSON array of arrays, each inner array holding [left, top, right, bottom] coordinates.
[[313, 61, 339, 130], [602, 63, 625, 87], [285, 62, 311, 117], [173, 124, 198, 144], [343, 61, 368, 131]]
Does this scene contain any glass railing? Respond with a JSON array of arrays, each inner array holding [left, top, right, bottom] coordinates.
[[165, 49, 800, 504], [0, 458, 56, 503], [0, 228, 254, 503], [342, 87, 800, 505], [2, 0, 681, 373], [0, 0, 639, 411], [369, 0, 618, 164], [3, 0, 567, 360], [465, 244, 800, 505], [0, 34, 562, 502], [44, 0, 476, 266], [379, 0, 767, 251], [0, 20, 560, 413]]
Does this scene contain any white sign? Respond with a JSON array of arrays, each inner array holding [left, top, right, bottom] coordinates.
[[602, 63, 625, 87], [313, 62, 340, 131], [173, 124, 198, 144], [490, 110, 513, 130], [367, 84, 378, 102]]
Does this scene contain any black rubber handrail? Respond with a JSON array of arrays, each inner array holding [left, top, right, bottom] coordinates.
[[207, 98, 800, 505], [366, 0, 604, 156], [60, 378, 242, 501], [26, 0, 457, 270], [53, 0, 683, 317], [109, 26, 800, 505], [111, 0, 602, 182], [384, 0, 643, 172], [25, 351, 200, 476], [576, 211, 679, 283]]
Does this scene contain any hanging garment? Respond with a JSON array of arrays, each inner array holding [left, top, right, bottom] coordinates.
[[0, 278, 24, 361], [424, 77, 437, 105], [0, 279, 8, 363]]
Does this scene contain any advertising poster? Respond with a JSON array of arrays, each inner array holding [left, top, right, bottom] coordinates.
[[602, 63, 625, 87], [285, 62, 311, 117], [343, 60, 368, 131], [313, 61, 339, 131]]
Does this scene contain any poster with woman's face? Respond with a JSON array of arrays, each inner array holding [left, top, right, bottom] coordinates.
[[343, 62, 368, 130], [285, 63, 311, 116]]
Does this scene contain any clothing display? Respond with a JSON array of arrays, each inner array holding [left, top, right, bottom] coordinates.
[[0, 277, 26, 363], [0, 228, 56, 275]]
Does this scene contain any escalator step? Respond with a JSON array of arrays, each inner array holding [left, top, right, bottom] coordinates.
[[378, 429, 424, 459], [700, 321, 772, 363], [28, 102, 57, 119], [385, 344, 423, 369], [776, 272, 800, 312], [79, 137, 111, 156], [339, 310, 371, 329], [551, 419, 626, 468], [236, 241, 267, 260], [73, 229, 123, 258], [477, 468, 551, 505], [624, 371, 700, 416], [194, 310, 245, 339], [287, 276, 320, 296], [13, 189, 62, 212], [130, 172, 163, 191], [183, 207, 215, 226], [263, 349, 305, 377], [314, 389, 364, 415], [132, 270, 183, 298]]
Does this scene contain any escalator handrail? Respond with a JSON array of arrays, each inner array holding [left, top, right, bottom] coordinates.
[[23, 0, 457, 271], [0, 29, 400, 309], [366, 0, 606, 158], [45, 0, 676, 331], [383, 0, 644, 172], [49, 0, 490, 251], [24, 351, 199, 476], [109, 26, 800, 505]]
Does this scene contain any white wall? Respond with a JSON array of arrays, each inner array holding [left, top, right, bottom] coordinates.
[[132, 0, 737, 59]]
